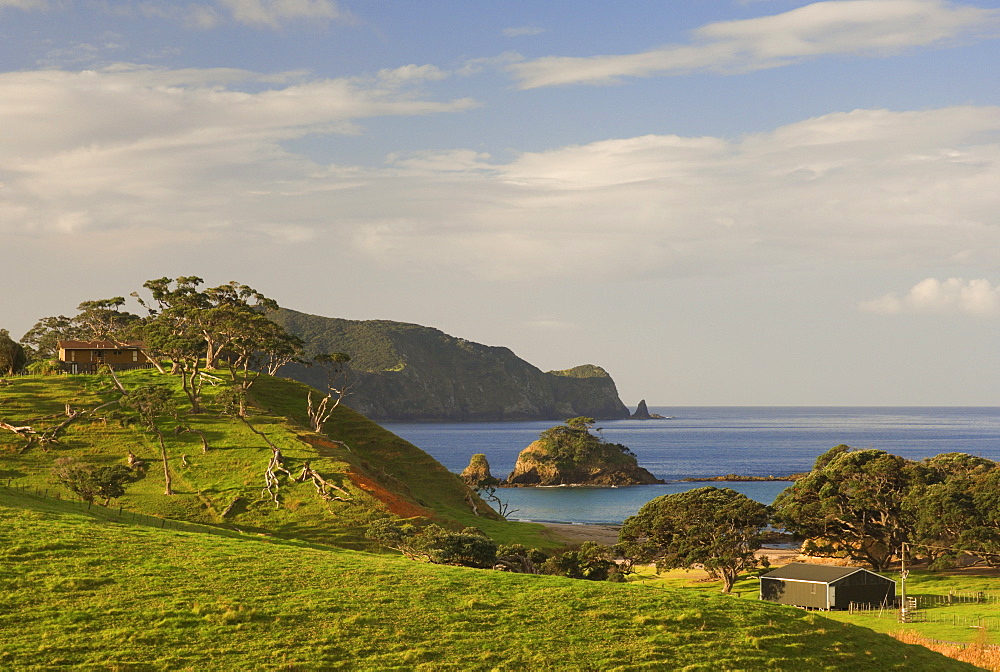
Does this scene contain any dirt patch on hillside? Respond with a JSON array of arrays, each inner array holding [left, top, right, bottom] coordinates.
[[298, 433, 432, 519], [345, 469, 432, 519]]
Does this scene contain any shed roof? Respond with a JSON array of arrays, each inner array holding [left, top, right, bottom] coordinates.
[[761, 563, 891, 584]]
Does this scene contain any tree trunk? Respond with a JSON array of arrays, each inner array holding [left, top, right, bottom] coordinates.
[[157, 430, 173, 495]]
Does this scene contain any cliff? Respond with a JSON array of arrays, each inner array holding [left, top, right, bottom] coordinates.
[[269, 308, 630, 422], [506, 418, 663, 486]]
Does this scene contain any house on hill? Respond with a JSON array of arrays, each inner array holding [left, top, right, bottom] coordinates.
[[57, 340, 150, 374], [759, 563, 895, 610]]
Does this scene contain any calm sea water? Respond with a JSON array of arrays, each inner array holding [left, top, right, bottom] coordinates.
[[382, 407, 1000, 525]]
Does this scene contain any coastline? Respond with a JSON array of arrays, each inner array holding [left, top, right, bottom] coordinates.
[[536, 521, 802, 564]]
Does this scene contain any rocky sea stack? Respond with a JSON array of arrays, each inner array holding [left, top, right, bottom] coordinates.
[[505, 417, 664, 487], [460, 453, 494, 486], [630, 399, 667, 420]]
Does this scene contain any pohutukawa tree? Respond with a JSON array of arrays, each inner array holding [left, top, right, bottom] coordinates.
[[772, 446, 921, 572], [619, 486, 770, 593]]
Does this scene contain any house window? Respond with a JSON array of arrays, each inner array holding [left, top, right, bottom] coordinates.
[[132, 350, 139, 362], [70, 351, 76, 362]]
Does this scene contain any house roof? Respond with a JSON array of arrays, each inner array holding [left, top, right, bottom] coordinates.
[[761, 563, 892, 584], [58, 340, 144, 349]]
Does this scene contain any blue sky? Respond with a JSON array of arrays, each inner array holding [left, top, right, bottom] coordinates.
[[2, 0, 999, 405]]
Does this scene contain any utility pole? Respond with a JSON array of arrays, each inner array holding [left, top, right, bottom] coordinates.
[[899, 541, 909, 623]]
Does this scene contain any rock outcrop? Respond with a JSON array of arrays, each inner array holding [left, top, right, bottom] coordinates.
[[460, 454, 494, 486], [270, 308, 631, 421], [630, 399, 667, 420], [505, 419, 663, 486]]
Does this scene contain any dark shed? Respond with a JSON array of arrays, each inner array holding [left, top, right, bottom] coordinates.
[[759, 563, 895, 610]]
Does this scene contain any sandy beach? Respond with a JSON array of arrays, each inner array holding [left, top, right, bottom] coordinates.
[[537, 521, 802, 564]]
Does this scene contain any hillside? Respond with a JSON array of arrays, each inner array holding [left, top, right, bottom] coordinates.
[[0, 372, 553, 549], [0, 487, 974, 671], [269, 307, 630, 421]]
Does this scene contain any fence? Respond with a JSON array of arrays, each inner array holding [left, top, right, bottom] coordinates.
[[2, 480, 232, 537], [849, 599, 1000, 631]]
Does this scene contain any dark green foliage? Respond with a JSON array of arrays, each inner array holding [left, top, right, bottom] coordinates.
[[773, 447, 923, 571], [620, 487, 769, 593], [540, 542, 618, 581], [51, 458, 136, 504], [536, 417, 635, 468], [366, 520, 498, 568], [19, 315, 80, 361], [0, 329, 26, 375]]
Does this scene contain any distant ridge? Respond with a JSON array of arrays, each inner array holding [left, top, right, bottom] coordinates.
[[270, 308, 630, 422]]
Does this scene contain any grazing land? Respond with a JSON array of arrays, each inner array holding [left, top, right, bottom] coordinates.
[[0, 487, 974, 671], [0, 372, 982, 669]]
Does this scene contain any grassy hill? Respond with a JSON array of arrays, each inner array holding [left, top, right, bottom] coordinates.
[[0, 487, 974, 671], [0, 371, 552, 549], [0, 371, 982, 669]]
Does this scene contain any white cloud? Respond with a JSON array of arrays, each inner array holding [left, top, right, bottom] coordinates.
[[508, 0, 1000, 88], [2, 63, 999, 285], [217, 0, 348, 28], [0, 0, 47, 9], [861, 278, 1000, 316], [502, 26, 544, 38], [0, 64, 475, 239]]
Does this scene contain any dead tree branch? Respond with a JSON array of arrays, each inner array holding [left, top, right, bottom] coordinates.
[[295, 461, 352, 502]]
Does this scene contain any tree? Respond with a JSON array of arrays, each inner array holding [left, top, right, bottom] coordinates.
[[121, 385, 177, 495], [223, 313, 304, 416], [904, 453, 996, 567], [306, 352, 353, 432], [772, 446, 921, 571], [365, 520, 497, 568], [19, 315, 80, 362], [540, 542, 618, 581], [0, 329, 26, 375], [619, 486, 769, 593], [51, 458, 135, 504], [134, 276, 278, 370]]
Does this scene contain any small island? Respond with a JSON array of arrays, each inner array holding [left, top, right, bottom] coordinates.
[[630, 399, 669, 420], [462, 417, 664, 487]]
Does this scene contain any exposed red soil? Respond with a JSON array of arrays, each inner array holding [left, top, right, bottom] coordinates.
[[297, 434, 431, 519], [344, 469, 431, 519]]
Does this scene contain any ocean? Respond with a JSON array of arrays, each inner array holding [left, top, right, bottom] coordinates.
[[382, 407, 1000, 526]]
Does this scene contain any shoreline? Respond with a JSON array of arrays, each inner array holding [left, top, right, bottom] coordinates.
[[536, 521, 802, 563]]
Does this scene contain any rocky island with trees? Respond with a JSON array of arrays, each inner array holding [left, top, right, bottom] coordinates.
[[462, 417, 664, 488]]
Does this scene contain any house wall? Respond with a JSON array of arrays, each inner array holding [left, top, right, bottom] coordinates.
[[58, 346, 150, 373]]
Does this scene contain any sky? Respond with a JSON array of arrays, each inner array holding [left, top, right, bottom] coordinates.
[[1, 0, 999, 406]]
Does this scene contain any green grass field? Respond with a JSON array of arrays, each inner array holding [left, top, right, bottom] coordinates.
[[634, 561, 1000, 650], [0, 372, 988, 669], [0, 488, 976, 671]]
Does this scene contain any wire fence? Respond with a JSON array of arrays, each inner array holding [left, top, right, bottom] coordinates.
[[1, 479, 234, 538], [849, 599, 1000, 632]]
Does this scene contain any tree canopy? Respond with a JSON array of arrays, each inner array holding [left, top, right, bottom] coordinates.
[[619, 486, 769, 593]]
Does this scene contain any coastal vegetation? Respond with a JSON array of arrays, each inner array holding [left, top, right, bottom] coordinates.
[[268, 307, 631, 421], [505, 417, 663, 486], [620, 487, 770, 593]]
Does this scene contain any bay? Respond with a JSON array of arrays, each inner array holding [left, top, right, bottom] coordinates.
[[382, 407, 1000, 526]]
